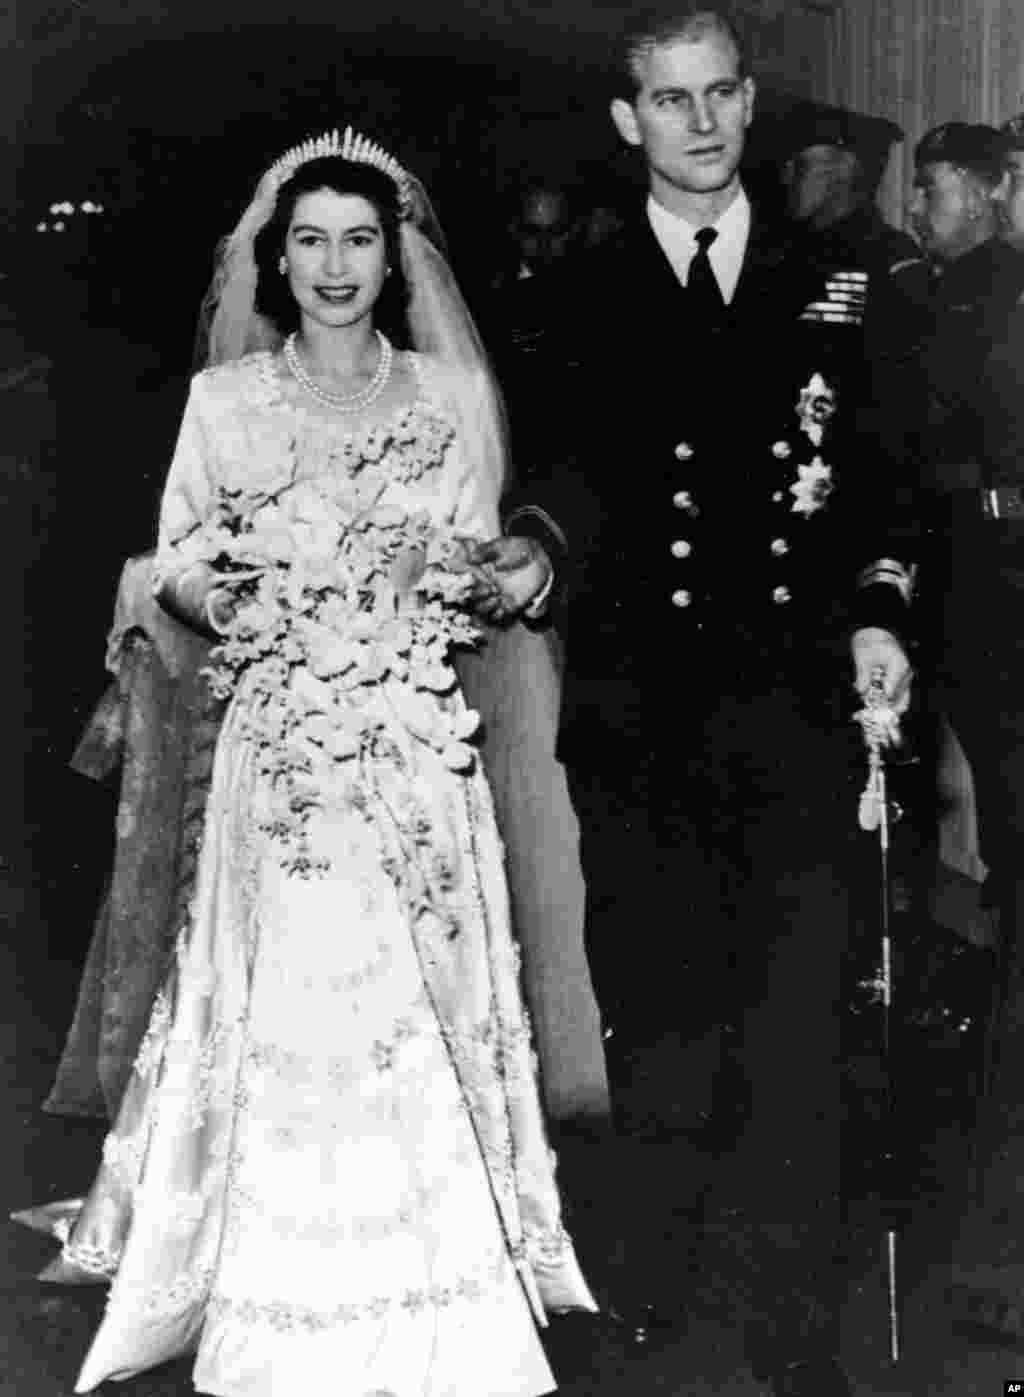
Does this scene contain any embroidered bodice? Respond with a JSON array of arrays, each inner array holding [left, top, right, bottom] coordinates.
[[154, 351, 500, 596]]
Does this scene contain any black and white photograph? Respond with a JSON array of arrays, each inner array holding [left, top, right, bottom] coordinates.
[[4, 1, 1024, 1393]]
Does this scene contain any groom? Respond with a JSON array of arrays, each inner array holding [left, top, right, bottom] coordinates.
[[484, 6, 920, 1393]]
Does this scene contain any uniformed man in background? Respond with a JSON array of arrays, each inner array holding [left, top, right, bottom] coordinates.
[[781, 107, 926, 326], [908, 121, 1024, 493], [780, 108, 930, 467], [924, 113, 1024, 1344], [907, 119, 1024, 845]]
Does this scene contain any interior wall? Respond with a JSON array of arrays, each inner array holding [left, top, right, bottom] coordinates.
[[837, 0, 1024, 226]]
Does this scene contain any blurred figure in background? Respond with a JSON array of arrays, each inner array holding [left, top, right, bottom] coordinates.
[[908, 122, 1024, 494], [782, 108, 920, 274], [485, 181, 583, 480], [907, 119, 1024, 941], [578, 200, 627, 253], [998, 113, 1024, 255], [937, 112, 1024, 1344], [781, 109, 930, 468], [491, 182, 581, 292]]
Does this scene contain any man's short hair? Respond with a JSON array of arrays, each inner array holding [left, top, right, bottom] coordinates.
[[618, 4, 748, 95], [913, 121, 1009, 188]]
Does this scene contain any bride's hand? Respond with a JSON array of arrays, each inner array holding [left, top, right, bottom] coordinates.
[[206, 589, 241, 633], [465, 536, 553, 621], [205, 569, 264, 634]]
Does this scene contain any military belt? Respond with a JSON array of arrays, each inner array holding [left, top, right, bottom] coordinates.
[[941, 483, 1024, 522]]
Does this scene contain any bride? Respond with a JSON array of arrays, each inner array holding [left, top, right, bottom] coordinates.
[[17, 128, 594, 1396]]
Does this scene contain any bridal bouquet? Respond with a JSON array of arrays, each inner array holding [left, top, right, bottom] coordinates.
[[184, 460, 484, 876]]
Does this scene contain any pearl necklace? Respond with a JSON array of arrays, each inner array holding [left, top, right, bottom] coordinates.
[[283, 331, 394, 413]]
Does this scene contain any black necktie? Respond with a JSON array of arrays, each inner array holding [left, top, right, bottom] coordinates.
[[687, 225, 727, 322]]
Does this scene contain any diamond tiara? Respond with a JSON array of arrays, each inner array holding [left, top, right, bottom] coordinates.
[[267, 126, 414, 214]]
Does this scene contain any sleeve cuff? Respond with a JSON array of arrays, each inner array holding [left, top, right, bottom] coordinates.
[[856, 558, 916, 605], [505, 503, 567, 556], [523, 564, 555, 619], [504, 505, 569, 599]]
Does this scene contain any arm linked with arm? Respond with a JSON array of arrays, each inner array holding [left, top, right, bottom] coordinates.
[[502, 466, 603, 609]]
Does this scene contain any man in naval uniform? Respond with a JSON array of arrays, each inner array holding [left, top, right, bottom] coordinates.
[[496, 6, 919, 1394]]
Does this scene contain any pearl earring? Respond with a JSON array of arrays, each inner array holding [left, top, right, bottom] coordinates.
[[278, 257, 287, 275]]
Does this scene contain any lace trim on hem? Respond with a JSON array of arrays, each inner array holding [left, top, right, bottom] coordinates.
[[206, 1275, 489, 1334]]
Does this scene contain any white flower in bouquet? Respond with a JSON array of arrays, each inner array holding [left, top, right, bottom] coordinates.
[[191, 464, 483, 879]]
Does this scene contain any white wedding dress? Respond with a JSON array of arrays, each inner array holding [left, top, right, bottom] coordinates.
[[30, 352, 594, 1397]]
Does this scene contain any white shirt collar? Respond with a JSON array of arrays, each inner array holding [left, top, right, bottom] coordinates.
[[646, 186, 751, 304]]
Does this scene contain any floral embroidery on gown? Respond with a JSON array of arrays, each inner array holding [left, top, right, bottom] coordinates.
[[40, 351, 595, 1397]]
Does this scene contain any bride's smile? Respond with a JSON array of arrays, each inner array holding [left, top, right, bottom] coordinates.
[[284, 188, 388, 340]]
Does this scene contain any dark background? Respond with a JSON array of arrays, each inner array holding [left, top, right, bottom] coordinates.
[[7, 1, 888, 363]]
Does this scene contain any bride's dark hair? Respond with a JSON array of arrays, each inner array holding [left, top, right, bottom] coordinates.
[[253, 156, 411, 344]]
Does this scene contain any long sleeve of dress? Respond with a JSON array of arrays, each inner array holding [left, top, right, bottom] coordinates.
[[151, 374, 225, 635], [441, 361, 503, 540]]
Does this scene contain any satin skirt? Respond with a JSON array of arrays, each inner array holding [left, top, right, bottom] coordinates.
[[19, 680, 594, 1396]]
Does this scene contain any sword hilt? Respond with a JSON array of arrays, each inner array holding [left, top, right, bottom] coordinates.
[[856, 668, 901, 833]]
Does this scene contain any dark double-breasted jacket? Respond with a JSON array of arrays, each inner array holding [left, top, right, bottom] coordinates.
[[507, 205, 918, 765]]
